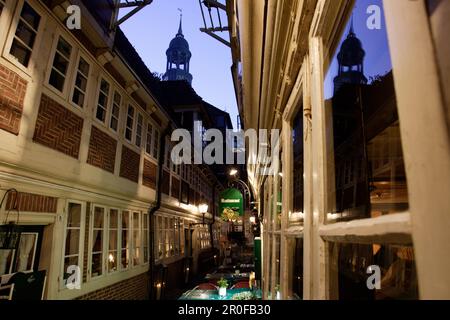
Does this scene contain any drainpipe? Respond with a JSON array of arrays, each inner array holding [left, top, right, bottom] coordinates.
[[148, 125, 171, 300], [209, 183, 217, 249]]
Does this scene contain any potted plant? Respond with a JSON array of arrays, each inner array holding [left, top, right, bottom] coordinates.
[[217, 278, 228, 297]]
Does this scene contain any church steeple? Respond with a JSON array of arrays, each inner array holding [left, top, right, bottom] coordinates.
[[333, 18, 367, 93], [163, 11, 193, 85], [177, 14, 183, 36]]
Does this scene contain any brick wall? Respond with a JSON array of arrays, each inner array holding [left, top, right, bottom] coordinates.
[[76, 272, 149, 300], [33, 94, 83, 159], [142, 159, 157, 189], [0, 64, 28, 135], [5, 191, 57, 212], [87, 126, 117, 173], [119, 146, 140, 183]]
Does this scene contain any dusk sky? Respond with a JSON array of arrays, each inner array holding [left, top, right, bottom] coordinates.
[[324, 0, 392, 99], [119, 0, 238, 128]]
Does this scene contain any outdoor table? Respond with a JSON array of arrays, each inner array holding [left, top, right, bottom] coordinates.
[[179, 288, 262, 300]]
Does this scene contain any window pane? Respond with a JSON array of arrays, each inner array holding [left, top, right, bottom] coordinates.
[[78, 57, 90, 76], [92, 230, 103, 252], [110, 209, 118, 228], [291, 107, 304, 226], [72, 89, 85, 107], [14, 233, 37, 272], [93, 207, 104, 228], [21, 2, 41, 30], [75, 73, 87, 92], [109, 230, 117, 251], [91, 253, 102, 277], [65, 229, 79, 256], [108, 251, 117, 273], [110, 117, 118, 131], [122, 211, 129, 229], [15, 21, 36, 48], [287, 238, 303, 300], [121, 248, 129, 269], [323, 0, 408, 223], [329, 243, 418, 300], [56, 37, 72, 59], [49, 70, 65, 92], [10, 39, 31, 67], [133, 212, 139, 229], [67, 203, 81, 227]]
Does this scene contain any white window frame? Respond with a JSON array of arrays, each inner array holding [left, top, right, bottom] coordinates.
[[47, 35, 73, 96], [125, 105, 135, 143], [69, 53, 91, 109], [94, 77, 111, 124], [145, 121, 153, 156], [2, 0, 46, 74], [107, 207, 120, 274], [152, 127, 160, 159], [60, 200, 86, 291], [135, 112, 143, 148], [120, 210, 131, 271], [143, 213, 149, 264], [88, 205, 107, 280], [109, 90, 122, 133], [131, 211, 142, 267], [259, 0, 438, 300]]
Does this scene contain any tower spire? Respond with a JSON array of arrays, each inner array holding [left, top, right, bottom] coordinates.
[[349, 14, 355, 36], [177, 9, 183, 36]]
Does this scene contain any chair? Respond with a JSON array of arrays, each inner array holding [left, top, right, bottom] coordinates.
[[0, 284, 14, 300], [231, 281, 250, 289], [196, 283, 218, 290]]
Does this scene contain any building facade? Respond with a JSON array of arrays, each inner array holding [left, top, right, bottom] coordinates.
[[0, 0, 226, 300], [226, 0, 450, 299]]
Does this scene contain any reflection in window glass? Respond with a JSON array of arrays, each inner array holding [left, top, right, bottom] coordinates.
[[287, 238, 303, 300], [324, 0, 408, 223], [291, 107, 304, 226], [329, 242, 418, 300]]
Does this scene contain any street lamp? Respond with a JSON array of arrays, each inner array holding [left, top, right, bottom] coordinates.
[[198, 203, 209, 224], [229, 168, 238, 177]]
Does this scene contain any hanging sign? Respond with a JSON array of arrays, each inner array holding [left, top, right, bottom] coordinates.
[[219, 188, 244, 220]]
